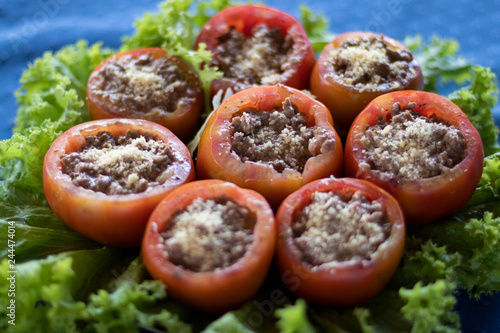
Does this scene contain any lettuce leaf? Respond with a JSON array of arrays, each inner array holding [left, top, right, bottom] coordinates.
[[0, 41, 113, 205], [201, 312, 253, 333], [399, 280, 460, 333], [299, 6, 333, 54], [0, 201, 101, 262], [448, 66, 499, 155], [86, 258, 192, 333], [0, 248, 130, 332], [275, 299, 316, 333], [404, 35, 472, 92]]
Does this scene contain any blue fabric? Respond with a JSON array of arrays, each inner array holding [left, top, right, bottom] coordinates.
[[0, 0, 499, 331]]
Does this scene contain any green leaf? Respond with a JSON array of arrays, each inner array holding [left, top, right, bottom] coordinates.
[[399, 280, 460, 333], [405, 35, 472, 92], [0, 248, 128, 332], [0, 201, 101, 262], [202, 312, 253, 333], [86, 258, 192, 333], [0, 41, 113, 205], [448, 66, 499, 155], [299, 6, 333, 54], [275, 299, 316, 333]]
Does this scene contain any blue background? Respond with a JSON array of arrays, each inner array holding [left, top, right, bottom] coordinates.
[[0, 0, 499, 331]]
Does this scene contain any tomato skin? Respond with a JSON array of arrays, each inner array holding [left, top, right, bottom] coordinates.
[[141, 179, 276, 313], [276, 177, 405, 307], [196, 84, 344, 209], [344, 90, 484, 225], [43, 118, 195, 247], [310, 32, 424, 135], [195, 4, 315, 95], [87, 47, 203, 143]]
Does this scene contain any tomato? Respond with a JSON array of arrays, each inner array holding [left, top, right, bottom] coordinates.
[[344, 90, 484, 224], [310, 32, 424, 136], [141, 179, 276, 313], [195, 4, 315, 95], [43, 118, 195, 247], [275, 177, 405, 307], [196, 84, 344, 209], [87, 47, 203, 142]]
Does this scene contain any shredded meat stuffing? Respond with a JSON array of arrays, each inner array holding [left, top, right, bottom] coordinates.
[[60, 130, 176, 195], [211, 24, 299, 91], [293, 191, 390, 265], [231, 98, 334, 173], [90, 52, 196, 115], [326, 34, 416, 92], [160, 197, 254, 272], [359, 102, 467, 181]]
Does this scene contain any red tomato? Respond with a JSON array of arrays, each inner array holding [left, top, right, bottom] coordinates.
[[344, 90, 484, 224], [196, 84, 344, 209], [276, 177, 405, 307], [142, 179, 276, 313], [87, 47, 203, 142], [195, 4, 315, 95], [43, 118, 195, 247], [310, 32, 424, 136]]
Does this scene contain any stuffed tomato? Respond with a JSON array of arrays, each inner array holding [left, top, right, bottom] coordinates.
[[195, 4, 315, 95], [276, 177, 405, 307], [310, 32, 424, 136], [344, 90, 484, 224], [87, 47, 203, 142], [43, 118, 195, 247], [196, 84, 343, 208], [142, 180, 276, 313]]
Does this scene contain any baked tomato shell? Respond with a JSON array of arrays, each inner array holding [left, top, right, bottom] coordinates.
[[196, 84, 344, 209], [141, 179, 276, 313], [195, 4, 315, 94], [86, 47, 203, 143], [276, 177, 405, 307], [43, 118, 195, 248], [344, 90, 484, 225], [310, 32, 424, 135]]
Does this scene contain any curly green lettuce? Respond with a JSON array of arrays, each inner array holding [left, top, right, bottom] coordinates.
[[0, 1, 499, 332], [404, 35, 472, 92], [448, 66, 499, 154], [0, 41, 113, 205]]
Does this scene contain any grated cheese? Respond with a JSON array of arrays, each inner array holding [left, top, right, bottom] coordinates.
[[161, 197, 254, 272], [293, 191, 390, 265], [359, 102, 467, 181], [325, 34, 416, 92]]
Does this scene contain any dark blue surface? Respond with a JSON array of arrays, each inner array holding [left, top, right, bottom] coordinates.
[[1, 0, 499, 331]]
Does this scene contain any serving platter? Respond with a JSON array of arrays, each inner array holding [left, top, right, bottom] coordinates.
[[1, 0, 499, 331]]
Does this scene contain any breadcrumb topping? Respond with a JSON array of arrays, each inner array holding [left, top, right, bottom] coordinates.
[[61, 130, 176, 195], [161, 197, 254, 272], [325, 34, 416, 92], [359, 102, 467, 181], [212, 24, 299, 91], [230, 98, 335, 173], [293, 191, 390, 265], [91, 52, 196, 115]]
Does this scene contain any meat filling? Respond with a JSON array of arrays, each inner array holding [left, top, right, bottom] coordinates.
[[160, 197, 255, 272], [212, 24, 298, 91], [359, 102, 467, 181], [60, 130, 176, 195], [90, 52, 195, 115], [293, 191, 390, 265], [231, 98, 335, 173], [326, 34, 416, 92]]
